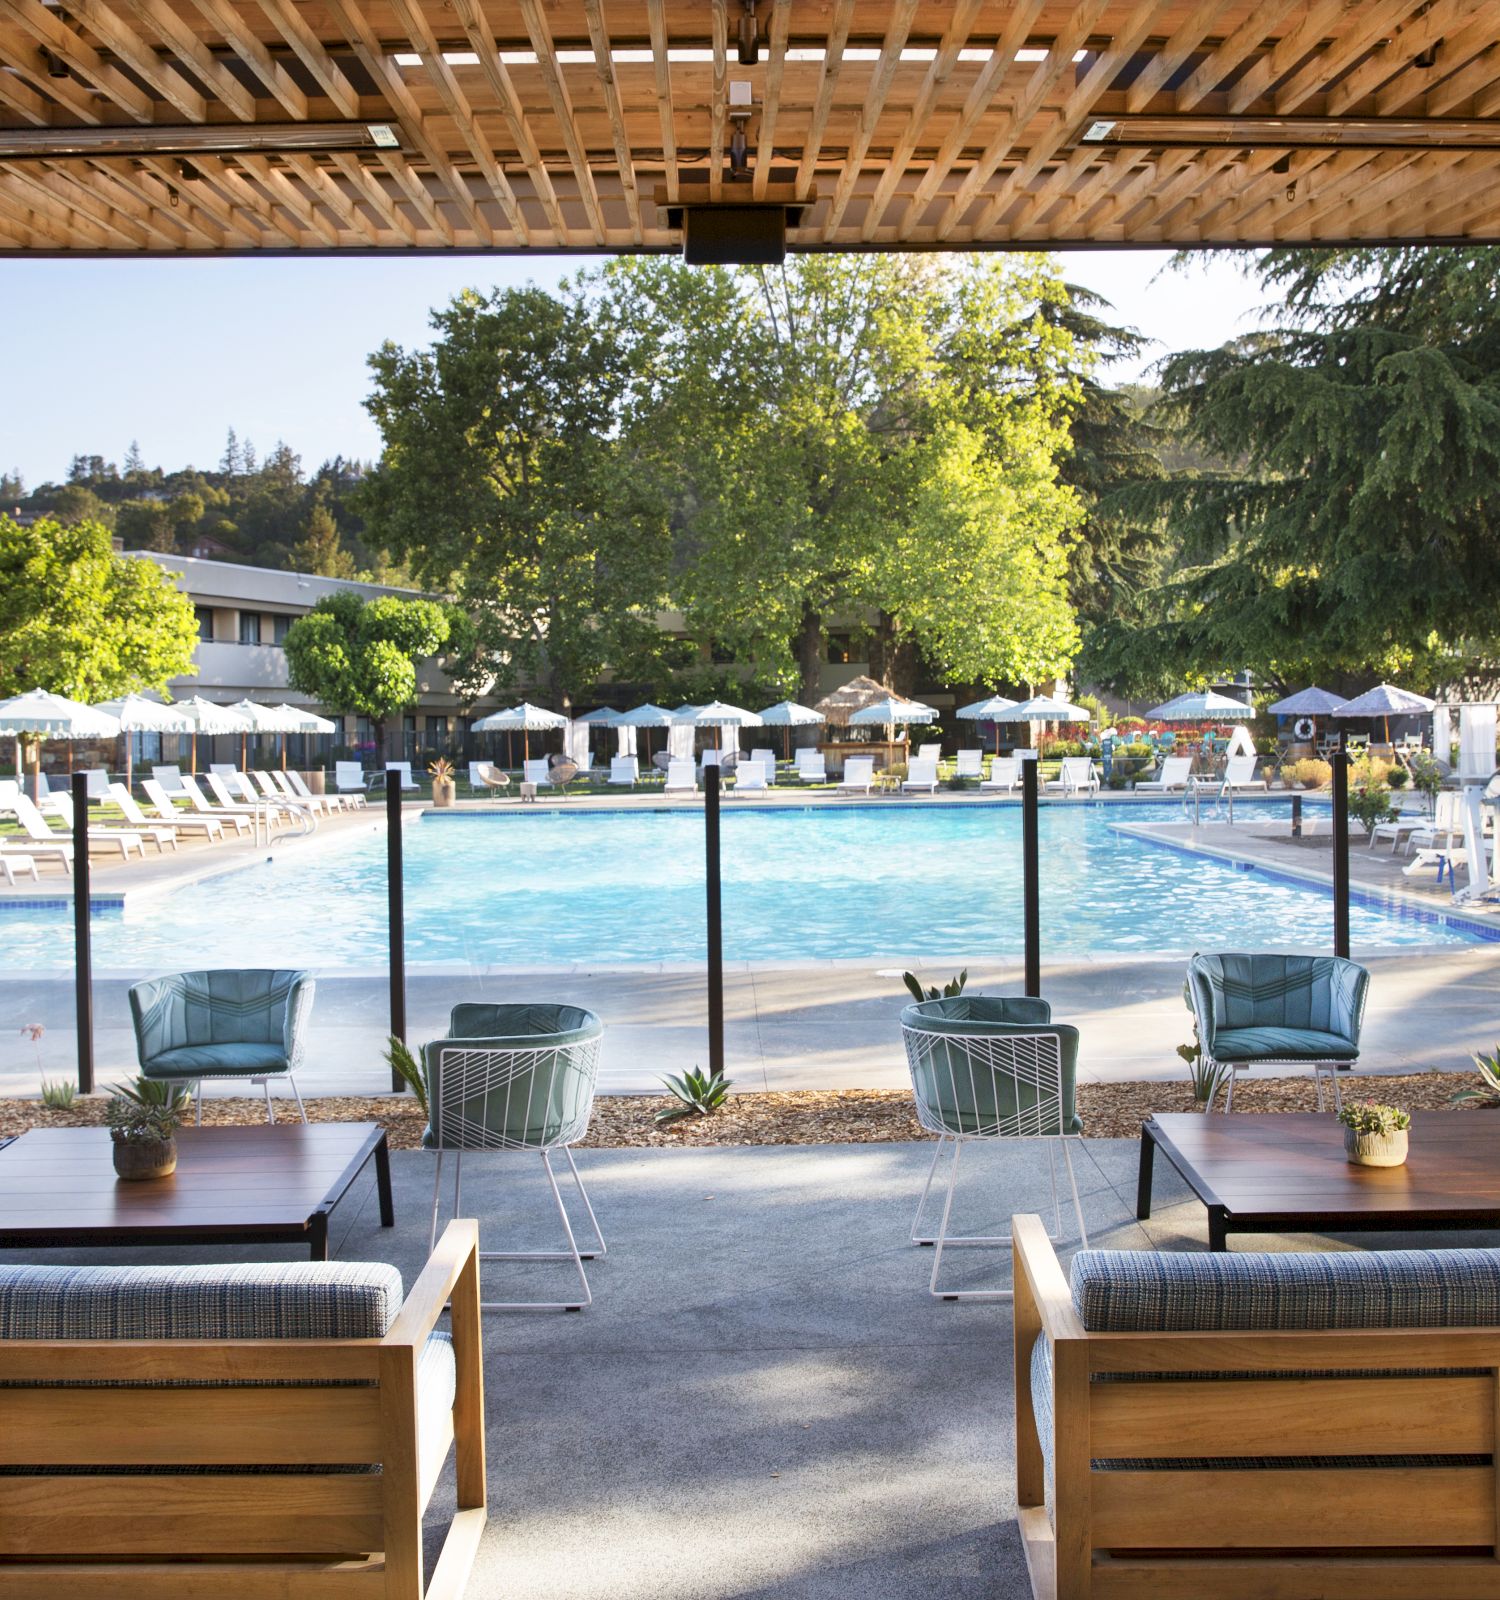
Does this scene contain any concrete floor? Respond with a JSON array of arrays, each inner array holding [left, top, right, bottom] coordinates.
[[9, 1137, 1493, 1599]]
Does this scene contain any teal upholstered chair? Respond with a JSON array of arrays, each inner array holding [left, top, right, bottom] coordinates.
[[1186, 952, 1370, 1112], [128, 968, 314, 1124], [900, 995, 1088, 1302], [423, 1002, 606, 1312]]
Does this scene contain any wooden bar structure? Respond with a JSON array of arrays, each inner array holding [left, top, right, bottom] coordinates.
[[0, 1, 1497, 254]]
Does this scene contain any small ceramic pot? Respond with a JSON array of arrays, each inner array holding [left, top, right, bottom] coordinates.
[[112, 1134, 177, 1181], [1343, 1125, 1408, 1168]]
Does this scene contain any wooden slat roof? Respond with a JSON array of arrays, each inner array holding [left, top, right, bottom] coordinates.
[[1, 0, 1497, 254]]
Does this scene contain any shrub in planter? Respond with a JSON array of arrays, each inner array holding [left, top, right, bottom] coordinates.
[[1338, 1100, 1410, 1167], [1347, 781, 1398, 833], [1281, 757, 1332, 789], [1388, 765, 1409, 788], [107, 1076, 190, 1180]]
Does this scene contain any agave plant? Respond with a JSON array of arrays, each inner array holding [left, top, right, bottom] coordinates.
[[1451, 1048, 1500, 1108], [383, 1035, 430, 1118], [655, 1066, 732, 1125], [106, 1076, 190, 1142], [903, 969, 968, 1003]]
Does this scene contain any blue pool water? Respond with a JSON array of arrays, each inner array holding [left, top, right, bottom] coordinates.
[[0, 802, 1479, 969]]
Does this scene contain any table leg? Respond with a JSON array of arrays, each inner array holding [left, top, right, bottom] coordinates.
[[1136, 1121, 1156, 1221], [309, 1209, 329, 1260], [1208, 1208, 1228, 1253], [374, 1130, 395, 1228]]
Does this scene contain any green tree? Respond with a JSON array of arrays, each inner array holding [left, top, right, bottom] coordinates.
[[282, 590, 473, 745], [593, 254, 1085, 700], [291, 501, 357, 578], [48, 483, 116, 530], [361, 285, 671, 709], [0, 515, 198, 703], [1091, 246, 1500, 695]]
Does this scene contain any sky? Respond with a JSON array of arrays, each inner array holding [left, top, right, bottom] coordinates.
[[0, 247, 1274, 488]]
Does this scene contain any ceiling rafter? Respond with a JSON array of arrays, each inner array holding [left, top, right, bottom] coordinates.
[[113, 0, 258, 122], [252, 0, 360, 120], [582, 0, 643, 242], [793, 0, 857, 195], [186, 0, 307, 120], [0, 0, 153, 122], [645, 0, 678, 203], [59, 0, 207, 121], [516, 0, 607, 237], [751, 0, 791, 202]]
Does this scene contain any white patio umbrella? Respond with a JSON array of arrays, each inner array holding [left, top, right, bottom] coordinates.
[[615, 702, 679, 767], [1146, 690, 1255, 722], [677, 700, 764, 753], [0, 689, 120, 794], [1331, 683, 1437, 745], [1009, 695, 1090, 723], [758, 699, 824, 760], [93, 693, 195, 788], [273, 704, 338, 772], [172, 696, 251, 774], [1266, 686, 1345, 746], [471, 701, 568, 764], [849, 696, 939, 747], [956, 694, 1020, 754], [230, 699, 306, 771]]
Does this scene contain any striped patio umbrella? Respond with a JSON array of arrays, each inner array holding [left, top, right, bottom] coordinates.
[[956, 694, 1020, 754], [0, 689, 121, 793], [471, 701, 568, 764], [93, 693, 195, 787], [757, 699, 824, 760], [849, 696, 939, 746], [615, 702, 679, 767]]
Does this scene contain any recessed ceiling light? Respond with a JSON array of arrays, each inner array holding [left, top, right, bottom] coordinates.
[[440, 51, 479, 65], [391, 51, 421, 66]]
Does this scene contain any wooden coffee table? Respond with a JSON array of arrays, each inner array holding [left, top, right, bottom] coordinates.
[[0, 1122, 394, 1259], [1137, 1111, 1500, 1251]]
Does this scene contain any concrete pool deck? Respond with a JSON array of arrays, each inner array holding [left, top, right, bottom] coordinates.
[[0, 796, 1493, 1100]]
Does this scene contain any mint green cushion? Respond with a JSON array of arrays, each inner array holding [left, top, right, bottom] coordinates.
[[147, 1042, 291, 1077], [1212, 1026, 1358, 1062]]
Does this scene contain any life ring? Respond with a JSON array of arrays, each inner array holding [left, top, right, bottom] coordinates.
[[1293, 717, 1316, 740]]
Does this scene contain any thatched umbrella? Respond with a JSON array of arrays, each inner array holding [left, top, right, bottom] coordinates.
[[812, 674, 891, 726]]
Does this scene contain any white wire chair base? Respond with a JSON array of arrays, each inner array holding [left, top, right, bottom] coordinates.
[[1219, 1060, 1350, 1113], [910, 1134, 1089, 1302], [188, 1073, 307, 1125], [428, 1145, 606, 1312]]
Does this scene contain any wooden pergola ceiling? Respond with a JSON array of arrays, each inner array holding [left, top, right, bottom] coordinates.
[[1, 0, 1498, 254]]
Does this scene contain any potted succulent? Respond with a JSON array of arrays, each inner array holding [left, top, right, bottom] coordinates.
[[106, 1076, 190, 1180], [428, 756, 456, 808], [1338, 1100, 1410, 1168]]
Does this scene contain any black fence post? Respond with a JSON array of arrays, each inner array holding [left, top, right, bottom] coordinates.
[[1291, 793, 1302, 839], [704, 763, 725, 1078], [1022, 759, 1041, 999], [71, 771, 94, 1094], [386, 770, 407, 1089], [1332, 738, 1351, 959]]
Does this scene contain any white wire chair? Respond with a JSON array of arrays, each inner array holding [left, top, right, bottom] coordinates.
[[902, 1002, 1089, 1302], [425, 1004, 606, 1312]]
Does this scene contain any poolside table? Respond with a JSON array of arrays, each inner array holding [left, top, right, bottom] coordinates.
[[1137, 1111, 1500, 1252], [0, 1122, 393, 1259]]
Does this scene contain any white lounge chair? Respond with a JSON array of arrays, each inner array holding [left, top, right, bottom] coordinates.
[[607, 755, 639, 788], [55, 790, 171, 854], [83, 769, 111, 799], [139, 779, 225, 842], [151, 765, 187, 794], [334, 761, 367, 797], [467, 761, 494, 794], [0, 851, 39, 884], [750, 747, 776, 783], [206, 772, 287, 820], [664, 758, 698, 795], [903, 757, 940, 794], [32, 773, 66, 818], [269, 770, 332, 815], [108, 781, 209, 846], [954, 749, 983, 781], [840, 756, 875, 794], [177, 774, 257, 830], [1219, 755, 1268, 794], [1369, 795, 1430, 851], [795, 750, 828, 783], [1136, 755, 1193, 792], [1046, 757, 1099, 795], [522, 759, 551, 788], [980, 757, 1018, 792], [284, 768, 357, 811], [732, 763, 768, 794], [374, 762, 418, 793], [20, 793, 143, 859], [1403, 792, 1464, 858], [917, 743, 941, 763]]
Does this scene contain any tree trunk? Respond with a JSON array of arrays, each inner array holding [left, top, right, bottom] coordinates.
[[795, 604, 824, 704], [868, 612, 918, 697]]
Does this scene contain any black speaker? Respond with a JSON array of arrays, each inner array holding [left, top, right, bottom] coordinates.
[[680, 205, 787, 265]]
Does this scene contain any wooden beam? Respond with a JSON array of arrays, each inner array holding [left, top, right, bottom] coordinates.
[[1001, 144, 1097, 234], [237, 151, 341, 245], [752, 0, 792, 201], [645, 0, 678, 203], [57, 0, 207, 121], [114, 0, 259, 121], [1125, 0, 1239, 112], [856, 0, 987, 241], [90, 155, 221, 247], [328, 151, 418, 244], [3, 162, 146, 246], [0, 41, 58, 123], [794, 0, 857, 195], [582, 0, 643, 242], [138, 154, 265, 245], [285, 151, 383, 245], [1380, 17, 1500, 115], [516, 0, 607, 236], [0, 183, 81, 247], [0, 0, 154, 122], [252, 0, 360, 120], [1223, 0, 1348, 116], [708, 0, 727, 200], [1172, 0, 1306, 111], [207, 155, 309, 246], [451, 0, 569, 239], [186, 0, 308, 120], [376, 148, 457, 246], [895, 0, 1047, 238], [1272, 0, 1434, 115], [1326, 0, 1483, 116]]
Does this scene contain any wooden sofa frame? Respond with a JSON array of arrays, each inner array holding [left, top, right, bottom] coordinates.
[[0, 1220, 486, 1600], [1013, 1213, 1500, 1600]]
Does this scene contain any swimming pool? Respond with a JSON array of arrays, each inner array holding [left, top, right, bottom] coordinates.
[[0, 801, 1479, 970]]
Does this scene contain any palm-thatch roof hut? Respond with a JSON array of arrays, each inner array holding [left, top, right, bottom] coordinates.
[[812, 675, 892, 726]]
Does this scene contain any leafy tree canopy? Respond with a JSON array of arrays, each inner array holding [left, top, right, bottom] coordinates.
[[0, 515, 199, 702]]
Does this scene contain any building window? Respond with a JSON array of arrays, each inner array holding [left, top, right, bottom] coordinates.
[[426, 716, 447, 744], [272, 614, 291, 645], [238, 612, 261, 646], [827, 633, 855, 665], [194, 606, 213, 642]]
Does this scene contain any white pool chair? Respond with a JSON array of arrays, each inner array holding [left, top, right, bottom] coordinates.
[[269, 770, 333, 815], [664, 758, 698, 795], [732, 763, 768, 794], [954, 749, 983, 781], [254, 770, 318, 815], [108, 782, 208, 847], [840, 756, 875, 794], [750, 747, 776, 781], [795, 750, 827, 783], [206, 771, 282, 819], [0, 851, 39, 884], [903, 757, 940, 794], [917, 743, 941, 763], [334, 761, 367, 797], [155, 776, 250, 836], [285, 768, 357, 810], [522, 759, 551, 787], [1046, 757, 1099, 795], [151, 765, 187, 794], [1369, 795, 1430, 851], [30, 793, 144, 859], [139, 779, 225, 842], [1136, 755, 1192, 792], [607, 756, 639, 788], [981, 757, 1019, 793], [1219, 755, 1268, 794], [377, 761, 418, 792]]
